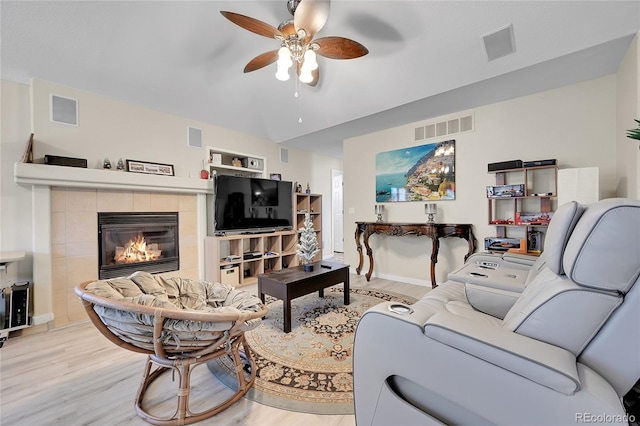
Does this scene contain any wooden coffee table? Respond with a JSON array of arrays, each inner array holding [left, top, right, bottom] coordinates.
[[257, 261, 350, 333]]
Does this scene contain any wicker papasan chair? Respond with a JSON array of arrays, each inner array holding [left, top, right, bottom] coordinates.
[[75, 271, 268, 425]]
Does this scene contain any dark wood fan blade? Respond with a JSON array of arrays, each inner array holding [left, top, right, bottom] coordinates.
[[314, 36, 369, 59], [244, 50, 279, 73], [294, 0, 330, 40], [220, 11, 283, 38]]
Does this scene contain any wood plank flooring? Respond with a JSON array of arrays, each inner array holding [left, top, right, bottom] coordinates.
[[0, 274, 429, 426]]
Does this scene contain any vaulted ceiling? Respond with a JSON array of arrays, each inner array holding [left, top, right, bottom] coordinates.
[[2, 1, 639, 158]]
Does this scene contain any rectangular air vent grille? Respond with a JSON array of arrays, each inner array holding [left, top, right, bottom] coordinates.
[[414, 114, 474, 141], [50, 94, 78, 126]]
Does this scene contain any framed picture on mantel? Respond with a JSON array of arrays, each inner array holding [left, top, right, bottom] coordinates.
[[126, 159, 174, 176], [375, 139, 456, 202]]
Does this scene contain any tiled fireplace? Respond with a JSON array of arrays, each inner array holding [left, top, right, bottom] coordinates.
[[51, 189, 199, 327], [14, 163, 210, 329]]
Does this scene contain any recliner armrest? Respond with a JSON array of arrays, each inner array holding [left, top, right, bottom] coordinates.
[[464, 282, 520, 318], [501, 252, 538, 267], [424, 311, 580, 395]]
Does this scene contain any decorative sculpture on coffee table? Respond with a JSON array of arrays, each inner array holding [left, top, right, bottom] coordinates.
[[297, 213, 319, 271]]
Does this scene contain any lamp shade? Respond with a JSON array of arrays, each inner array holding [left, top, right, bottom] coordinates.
[[375, 204, 384, 214], [425, 203, 437, 214]]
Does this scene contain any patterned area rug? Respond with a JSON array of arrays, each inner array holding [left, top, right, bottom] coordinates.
[[208, 286, 416, 415]]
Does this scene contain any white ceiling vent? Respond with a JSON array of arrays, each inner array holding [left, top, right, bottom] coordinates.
[[414, 114, 474, 141], [50, 94, 78, 126], [483, 24, 516, 61], [187, 126, 203, 148]]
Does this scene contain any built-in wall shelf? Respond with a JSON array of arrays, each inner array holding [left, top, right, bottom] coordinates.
[[206, 147, 266, 178]]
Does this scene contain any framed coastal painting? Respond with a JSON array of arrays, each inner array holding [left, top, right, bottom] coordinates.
[[376, 139, 456, 202]]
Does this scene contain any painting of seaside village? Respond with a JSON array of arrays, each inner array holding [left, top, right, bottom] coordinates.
[[376, 140, 456, 202]]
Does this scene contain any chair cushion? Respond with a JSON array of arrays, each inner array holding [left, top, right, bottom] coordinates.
[[85, 272, 264, 347], [542, 201, 584, 275], [563, 198, 640, 294]]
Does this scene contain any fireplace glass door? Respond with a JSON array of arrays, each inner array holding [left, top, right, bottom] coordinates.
[[98, 212, 179, 279]]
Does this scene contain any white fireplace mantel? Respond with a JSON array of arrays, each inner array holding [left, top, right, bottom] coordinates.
[[14, 162, 213, 194]]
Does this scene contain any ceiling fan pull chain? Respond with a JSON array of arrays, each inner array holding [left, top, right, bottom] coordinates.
[[295, 78, 303, 123]]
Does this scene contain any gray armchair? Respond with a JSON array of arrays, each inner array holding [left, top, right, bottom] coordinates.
[[353, 198, 639, 425]]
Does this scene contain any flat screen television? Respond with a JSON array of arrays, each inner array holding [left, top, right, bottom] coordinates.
[[214, 175, 293, 233]]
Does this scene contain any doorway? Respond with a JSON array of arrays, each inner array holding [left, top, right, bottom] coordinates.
[[331, 169, 344, 253]]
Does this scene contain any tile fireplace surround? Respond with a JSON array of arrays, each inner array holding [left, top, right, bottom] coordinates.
[[14, 163, 211, 329]]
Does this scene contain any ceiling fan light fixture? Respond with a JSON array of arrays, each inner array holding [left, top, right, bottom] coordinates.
[[277, 46, 293, 68], [221, 0, 367, 87], [303, 50, 318, 70], [299, 68, 314, 83], [275, 65, 291, 81]]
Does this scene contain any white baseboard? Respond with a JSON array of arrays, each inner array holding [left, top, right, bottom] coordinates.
[[348, 267, 432, 288], [32, 313, 54, 325]]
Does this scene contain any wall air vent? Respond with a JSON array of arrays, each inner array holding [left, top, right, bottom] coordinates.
[[280, 147, 289, 163], [414, 114, 474, 141], [50, 94, 78, 126], [187, 126, 203, 148], [460, 115, 473, 132], [425, 124, 436, 139]]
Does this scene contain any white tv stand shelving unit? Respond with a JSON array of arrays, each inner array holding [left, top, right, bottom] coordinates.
[[205, 231, 299, 286]]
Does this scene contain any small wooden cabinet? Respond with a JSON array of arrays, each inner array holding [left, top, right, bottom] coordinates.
[[487, 165, 558, 254]]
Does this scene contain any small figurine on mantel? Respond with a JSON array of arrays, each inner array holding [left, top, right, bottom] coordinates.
[[296, 182, 303, 193], [103, 158, 112, 169], [305, 183, 311, 194], [116, 158, 125, 171]]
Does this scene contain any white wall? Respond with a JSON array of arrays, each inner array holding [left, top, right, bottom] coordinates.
[[616, 34, 640, 199], [344, 75, 619, 286], [0, 81, 33, 280], [1, 78, 342, 281]]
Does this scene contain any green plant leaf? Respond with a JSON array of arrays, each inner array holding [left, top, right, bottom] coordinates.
[[627, 119, 640, 140]]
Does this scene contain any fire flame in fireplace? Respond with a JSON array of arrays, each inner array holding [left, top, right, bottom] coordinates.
[[115, 234, 162, 264]]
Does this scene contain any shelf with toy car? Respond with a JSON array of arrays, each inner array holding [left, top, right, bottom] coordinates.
[[487, 163, 558, 253]]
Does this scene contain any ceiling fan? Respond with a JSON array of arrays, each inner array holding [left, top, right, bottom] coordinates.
[[220, 0, 368, 87]]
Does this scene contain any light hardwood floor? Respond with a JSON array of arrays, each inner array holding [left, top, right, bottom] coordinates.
[[0, 274, 429, 426]]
